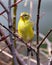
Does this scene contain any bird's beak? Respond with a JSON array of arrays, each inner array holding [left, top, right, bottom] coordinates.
[[20, 16, 25, 21], [20, 15, 23, 18]]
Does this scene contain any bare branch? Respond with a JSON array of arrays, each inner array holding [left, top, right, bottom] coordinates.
[[37, 29, 52, 48], [0, 10, 6, 15], [36, 0, 41, 65], [0, 0, 9, 13], [0, 27, 26, 65], [15, 50, 27, 65], [0, 45, 8, 53], [7, 0, 18, 65], [11, 0, 22, 7], [36, 0, 41, 44], [0, 35, 10, 41], [0, 48, 13, 58]]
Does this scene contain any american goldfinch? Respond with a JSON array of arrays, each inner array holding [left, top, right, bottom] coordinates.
[[18, 12, 34, 43]]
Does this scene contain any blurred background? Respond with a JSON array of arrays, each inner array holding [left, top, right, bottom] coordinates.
[[0, 0, 52, 42]]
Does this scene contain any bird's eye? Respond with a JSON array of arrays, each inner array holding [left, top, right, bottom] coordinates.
[[23, 14, 27, 17]]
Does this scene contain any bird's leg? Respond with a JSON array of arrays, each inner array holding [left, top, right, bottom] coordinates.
[[27, 47, 33, 56], [27, 42, 31, 56], [31, 50, 33, 56], [27, 46, 31, 56], [27, 42, 33, 56]]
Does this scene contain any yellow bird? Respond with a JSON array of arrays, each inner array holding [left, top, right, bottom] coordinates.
[[18, 12, 34, 43]]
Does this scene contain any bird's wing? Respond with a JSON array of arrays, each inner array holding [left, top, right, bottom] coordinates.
[[25, 21, 34, 31], [29, 21, 35, 30], [30, 21, 35, 27]]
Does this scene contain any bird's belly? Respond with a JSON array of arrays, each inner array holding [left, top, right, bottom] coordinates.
[[22, 30, 34, 42]]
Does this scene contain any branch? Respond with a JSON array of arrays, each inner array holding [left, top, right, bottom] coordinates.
[[0, 0, 22, 15], [8, 0, 18, 65], [0, 10, 6, 15], [11, 0, 22, 7], [0, 27, 26, 65], [37, 29, 52, 48], [12, 0, 17, 48], [0, 35, 10, 41], [36, 0, 41, 44], [15, 50, 27, 65], [0, 48, 13, 58], [36, 0, 41, 65], [0, 45, 9, 53], [0, 0, 9, 13], [0, 28, 12, 49]]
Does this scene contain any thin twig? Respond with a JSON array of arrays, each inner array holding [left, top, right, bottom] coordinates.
[[37, 29, 52, 48], [12, 0, 17, 48], [10, 0, 22, 7], [8, 0, 18, 65], [0, 10, 6, 15], [0, 45, 9, 53], [0, 48, 13, 58], [0, 35, 10, 41], [36, 0, 41, 65], [0, 0, 9, 13], [36, 0, 41, 44], [12, 0, 17, 64], [0, 0, 22, 14]]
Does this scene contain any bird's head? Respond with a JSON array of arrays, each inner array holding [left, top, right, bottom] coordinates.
[[20, 12, 30, 21]]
